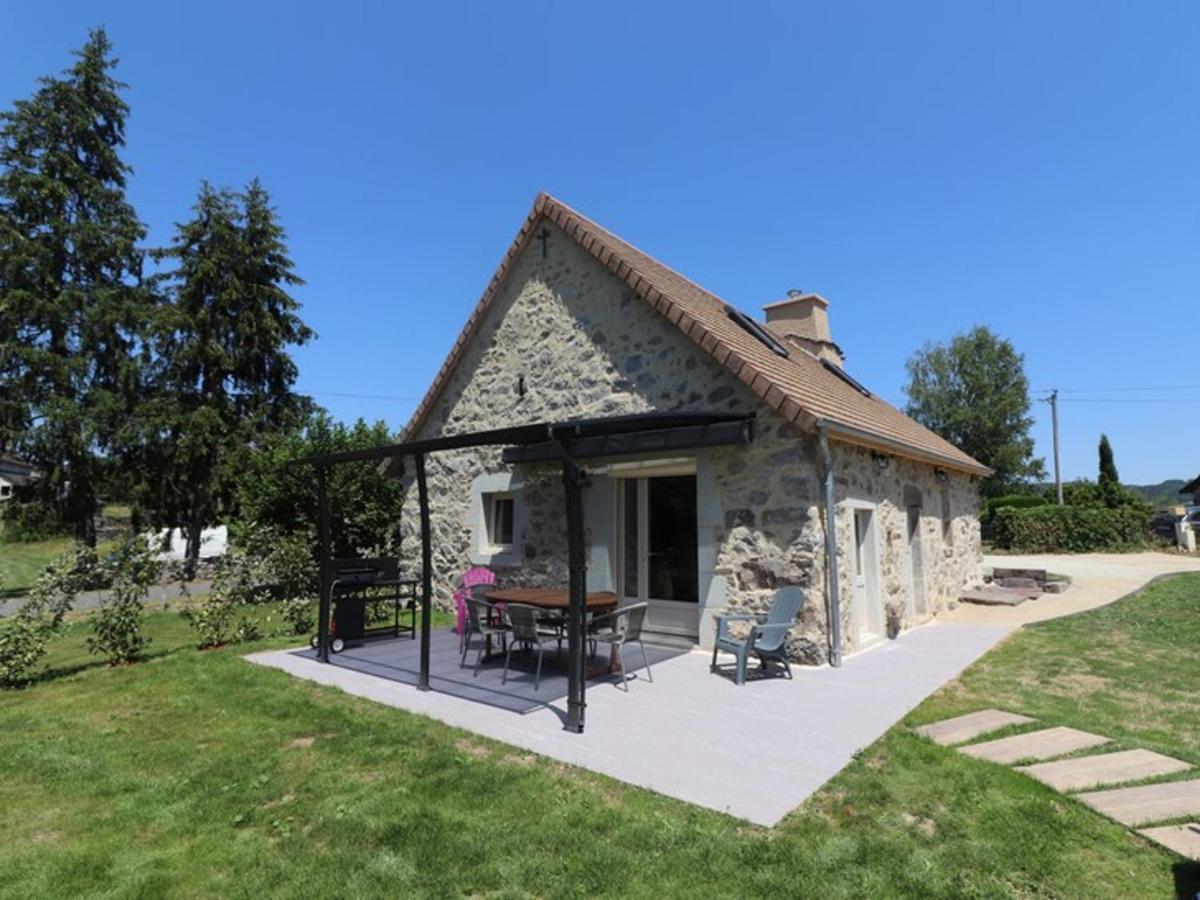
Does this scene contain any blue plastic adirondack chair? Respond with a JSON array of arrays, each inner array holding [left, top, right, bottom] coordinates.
[[710, 586, 806, 685]]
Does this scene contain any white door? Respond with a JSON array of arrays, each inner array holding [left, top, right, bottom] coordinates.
[[852, 506, 883, 644], [617, 475, 699, 638]]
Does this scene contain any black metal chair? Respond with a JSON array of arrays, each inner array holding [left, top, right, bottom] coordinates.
[[589, 603, 653, 691], [461, 594, 508, 676]]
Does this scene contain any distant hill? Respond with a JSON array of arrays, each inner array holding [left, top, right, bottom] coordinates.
[[1126, 479, 1188, 508]]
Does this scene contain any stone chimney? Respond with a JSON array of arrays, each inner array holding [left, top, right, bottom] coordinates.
[[763, 290, 844, 366]]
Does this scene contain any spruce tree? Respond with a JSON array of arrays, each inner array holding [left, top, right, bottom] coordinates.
[[0, 29, 150, 543], [143, 180, 312, 571]]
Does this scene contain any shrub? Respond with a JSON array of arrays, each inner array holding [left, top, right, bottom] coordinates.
[[86, 539, 162, 665], [992, 505, 1150, 553], [182, 596, 238, 649], [0, 500, 66, 542], [981, 494, 1048, 523], [0, 547, 89, 687], [280, 596, 314, 635]]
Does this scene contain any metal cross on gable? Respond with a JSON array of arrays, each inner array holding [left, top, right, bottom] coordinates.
[[536, 226, 551, 258]]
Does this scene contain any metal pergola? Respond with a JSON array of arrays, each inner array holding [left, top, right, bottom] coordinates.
[[293, 411, 754, 733]]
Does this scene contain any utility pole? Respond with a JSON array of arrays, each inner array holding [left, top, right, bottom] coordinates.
[[1041, 389, 1063, 505]]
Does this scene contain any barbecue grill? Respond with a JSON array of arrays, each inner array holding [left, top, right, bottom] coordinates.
[[309, 557, 418, 653]]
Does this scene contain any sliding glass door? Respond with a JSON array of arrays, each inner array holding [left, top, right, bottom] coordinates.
[[617, 474, 699, 637]]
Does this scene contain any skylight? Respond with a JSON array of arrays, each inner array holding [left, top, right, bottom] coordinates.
[[725, 306, 789, 358], [821, 358, 871, 397]]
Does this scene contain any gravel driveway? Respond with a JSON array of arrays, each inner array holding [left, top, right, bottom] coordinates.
[[0, 580, 212, 617], [943, 551, 1200, 627]]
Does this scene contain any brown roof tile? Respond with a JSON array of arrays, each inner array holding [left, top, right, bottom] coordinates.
[[389, 193, 990, 477]]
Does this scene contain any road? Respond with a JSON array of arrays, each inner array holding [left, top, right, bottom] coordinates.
[[0, 579, 213, 617]]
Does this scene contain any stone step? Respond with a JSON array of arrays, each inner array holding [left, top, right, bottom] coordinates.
[[960, 586, 1037, 607], [990, 567, 1049, 582], [1017, 749, 1192, 792], [1138, 823, 1200, 860], [1078, 779, 1200, 826], [960, 726, 1110, 764], [915, 709, 1036, 747]]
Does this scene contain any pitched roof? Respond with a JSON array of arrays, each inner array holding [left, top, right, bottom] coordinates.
[[391, 193, 990, 477], [1182, 475, 1200, 495]]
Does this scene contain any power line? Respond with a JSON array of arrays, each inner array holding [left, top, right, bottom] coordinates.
[[1044, 384, 1200, 393], [302, 390, 421, 402], [1058, 397, 1200, 404]]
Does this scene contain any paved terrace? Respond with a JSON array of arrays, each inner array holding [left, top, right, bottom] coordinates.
[[248, 620, 1010, 826]]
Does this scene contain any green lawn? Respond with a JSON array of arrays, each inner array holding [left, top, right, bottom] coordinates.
[[1, 579, 1197, 898], [0, 535, 77, 597]]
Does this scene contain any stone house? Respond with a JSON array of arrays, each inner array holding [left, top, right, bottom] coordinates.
[[386, 193, 988, 664]]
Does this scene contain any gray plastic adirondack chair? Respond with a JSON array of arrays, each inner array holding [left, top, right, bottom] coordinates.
[[710, 586, 805, 685]]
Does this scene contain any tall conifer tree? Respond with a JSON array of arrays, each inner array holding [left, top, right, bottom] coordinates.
[[143, 181, 312, 570], [0, 29, 150, 543]]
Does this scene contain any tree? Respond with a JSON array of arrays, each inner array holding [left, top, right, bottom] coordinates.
[[236, 410, 404, 559], [904, 326, 1045, 497], [1098, 433, 1121, 507], [137, 180, 313, 572], [0, 29, 152, 543]]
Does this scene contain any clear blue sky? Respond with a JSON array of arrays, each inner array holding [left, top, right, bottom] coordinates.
[[4, 2, 1198, 485]]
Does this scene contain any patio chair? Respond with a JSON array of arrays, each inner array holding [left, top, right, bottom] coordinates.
[[461, 594, 508, 676], [589, 603, 652, 691], [501, 603, 561, 690], [453, 566, 496, 651], [710, 586, 805, 686]]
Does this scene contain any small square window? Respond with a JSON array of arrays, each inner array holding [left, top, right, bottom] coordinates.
[[0, 485, 10, 499], [485, 493, 514, 550]]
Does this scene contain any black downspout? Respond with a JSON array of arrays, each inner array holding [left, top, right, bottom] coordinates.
[[316, 464, 332, 663], [415, 453, 433, 691], [561, 454, 587, 734]]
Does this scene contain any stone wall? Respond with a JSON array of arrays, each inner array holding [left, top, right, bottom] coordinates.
[[398, 219, 981, 663]]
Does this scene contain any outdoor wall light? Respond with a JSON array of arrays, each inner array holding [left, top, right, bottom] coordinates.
[[935, 468, 949, 483], [872, 451, 890, 472]]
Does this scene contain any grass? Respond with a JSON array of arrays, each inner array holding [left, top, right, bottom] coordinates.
[[1, 578, 1198, 897], [0, 535, 77, 597]]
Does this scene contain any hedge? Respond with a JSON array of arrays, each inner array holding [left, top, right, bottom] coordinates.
[[991, 505, 1150, 553], [981, 494, 1049, 523]]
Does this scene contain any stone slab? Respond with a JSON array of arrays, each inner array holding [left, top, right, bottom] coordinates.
[[1041, 581, 1069, 594], [960, 586, 1035, 607], [1017, 749, 1192, 791], [1138, 823, 1200, 860], [996, 577, 1042, 590], [960, 726, 1109, 764], [1078, 779, 1200, 826], [990, 567, 1049, 582], [915, 709, 1036, 747]]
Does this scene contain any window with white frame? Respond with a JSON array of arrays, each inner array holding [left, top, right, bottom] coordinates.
[[483, 492, 515, 550]]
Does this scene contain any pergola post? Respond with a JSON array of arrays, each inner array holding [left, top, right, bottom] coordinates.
[[316, 464, 332, 663], [561, 456, 587, 733], [415, 452, 433, 691]]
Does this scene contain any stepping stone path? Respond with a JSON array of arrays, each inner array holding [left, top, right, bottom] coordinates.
[[916, 709, 1200, 863], [1017, 749, 1191, 792], [914, 709, 1035, 746], [1138, 824, 1200, 861], [1077, 779, 1200, 826], [959, 726, 1109, 764]]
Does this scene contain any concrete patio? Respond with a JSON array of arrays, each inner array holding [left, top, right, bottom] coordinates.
[[248, 619, 1011, 825]]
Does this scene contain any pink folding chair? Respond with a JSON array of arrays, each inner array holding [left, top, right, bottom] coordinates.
[[453, 566, 496, 642]]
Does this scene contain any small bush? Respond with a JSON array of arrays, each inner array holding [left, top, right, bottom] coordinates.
[[0, 501, 66, 542], [0, 547, 88, 687], [281, 596, 314, 635], [992, 505, 1150, 552], [182, 596, 238, 649], [86, 539, 162, 666]]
